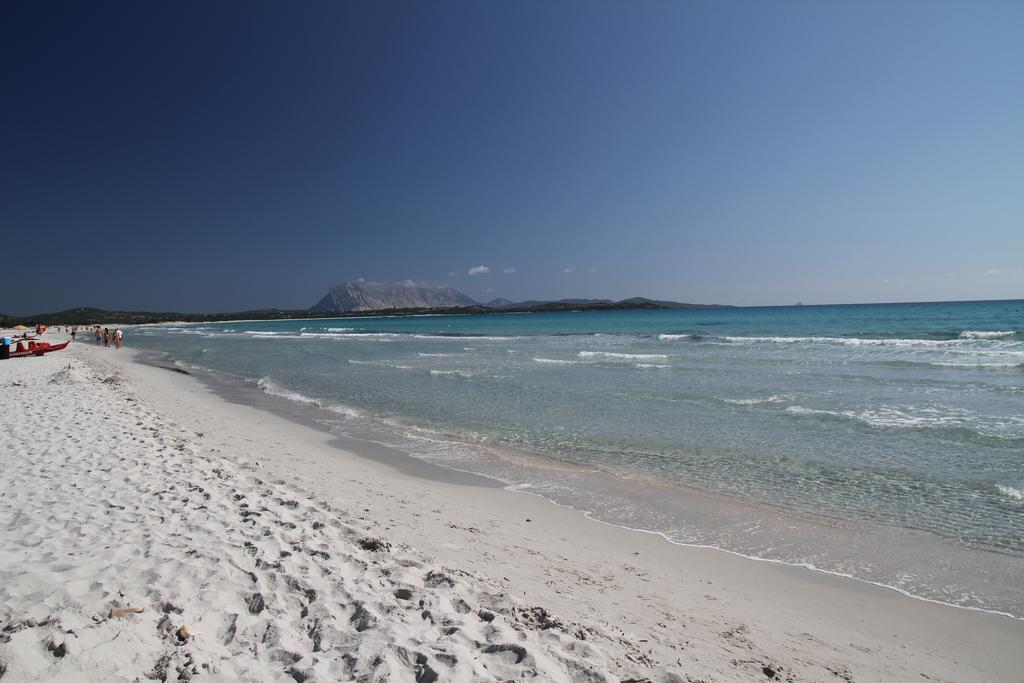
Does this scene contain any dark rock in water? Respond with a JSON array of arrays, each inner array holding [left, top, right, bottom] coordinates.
[[311, 281, 477, 313]]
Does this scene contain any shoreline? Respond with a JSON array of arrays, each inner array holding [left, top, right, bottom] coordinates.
[[3, 335, 1024, 680], [143, 343, 1024, 622]]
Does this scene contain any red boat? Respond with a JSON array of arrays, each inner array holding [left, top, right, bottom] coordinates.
[[1, 338, 70, 359]]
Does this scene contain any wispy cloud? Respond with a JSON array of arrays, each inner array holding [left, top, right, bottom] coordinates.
[[402, 279, 417, 287], [985, 269, 1002, 276], [588, 267, 598, 273], [503, 267, 516, 275], [447, 271, 459, 278], [468, 265, 490, 276], [562, 265, 575, 274]]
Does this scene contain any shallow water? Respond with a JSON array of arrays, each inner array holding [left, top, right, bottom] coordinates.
[[128, 300, 1024, 616]]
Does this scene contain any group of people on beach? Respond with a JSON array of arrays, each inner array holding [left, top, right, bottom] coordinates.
[[95, 326, 124, 349], [21, 324, 126, 349]]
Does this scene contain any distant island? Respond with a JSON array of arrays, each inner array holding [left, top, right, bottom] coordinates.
[[311, 281, 729, 313], [0, 281, 731, 326]]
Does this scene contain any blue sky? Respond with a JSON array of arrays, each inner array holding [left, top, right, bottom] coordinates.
[[2, 1, 1021, 313]]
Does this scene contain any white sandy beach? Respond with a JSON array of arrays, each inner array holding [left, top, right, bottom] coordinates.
[[1, 332, 1022, 682]]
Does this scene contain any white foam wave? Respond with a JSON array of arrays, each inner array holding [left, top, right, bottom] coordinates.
[[418, 352, 455, 357], [723, 395, 788, 406], [578, 351, 669, 360], [533, 358, 578, 365], [256, 377, 360, 417], [960, 330, 1016, 339], [786, 405, 972, 430], [347, 359, 413, 370], [658, 334, 695, 341], [429, 369, 476, 377], [635, 363, 670, 369], [337, 332, 400, 339], [326, 327, 355, 333], [327, 405, 361, 417], [298, 332, 357, 339], [996, 485, 1023, 501], [732, 336, 950, 347], [257, 377, 318, 404], [413, 334, 523, 341], [931, 362, 1023, 369]]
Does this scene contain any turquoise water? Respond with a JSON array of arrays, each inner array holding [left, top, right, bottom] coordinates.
[[129, 300, 1024, 615]]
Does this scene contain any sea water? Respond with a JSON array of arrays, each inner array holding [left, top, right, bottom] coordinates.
[[129, 300, 1024, 616]]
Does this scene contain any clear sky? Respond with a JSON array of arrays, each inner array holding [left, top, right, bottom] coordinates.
[[2, 1, 1021, 313]]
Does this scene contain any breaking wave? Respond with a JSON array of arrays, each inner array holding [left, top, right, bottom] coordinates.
[[413, 334, 523, 340], [785, 405, 1024, 444], [578, 351, 669, 360], [256, 377, 360, 418], [996, 485, 1023, 502], [959, 330, 1016, 339], [429, 369, 477, 378], [722, 395, 788, 406]]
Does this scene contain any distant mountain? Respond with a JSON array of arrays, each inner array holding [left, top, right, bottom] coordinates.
[[311, 281, 477, 313], [2, 293, 731, 327]]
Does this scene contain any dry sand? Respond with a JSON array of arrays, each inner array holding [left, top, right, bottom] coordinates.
[[1, 333, 1022, 682]]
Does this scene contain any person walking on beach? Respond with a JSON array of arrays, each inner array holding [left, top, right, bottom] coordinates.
[[71, 327, 76, 341], [114, 328, 123, 349], [96, 326, 102, 344], [103, 328, 110, 348]]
